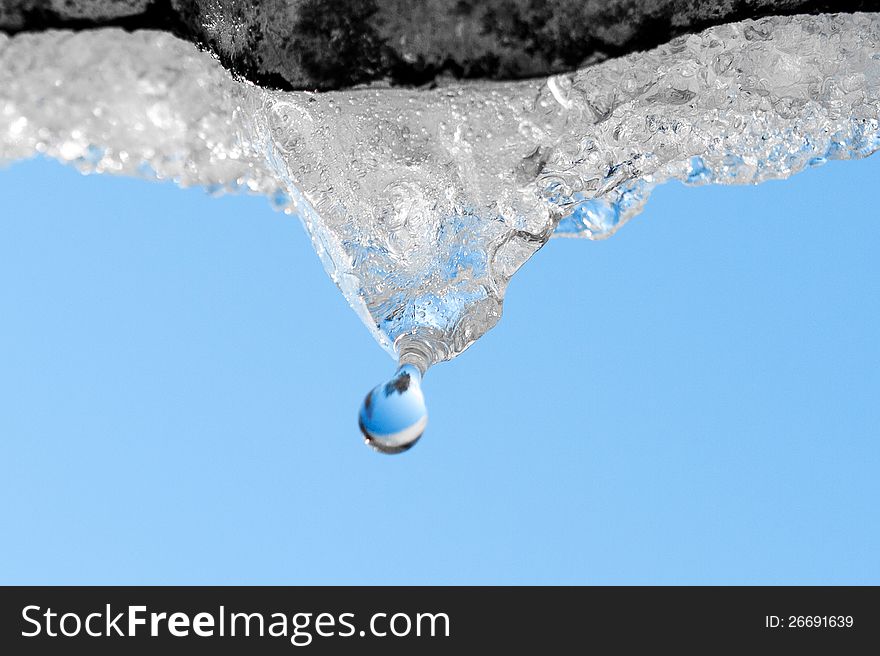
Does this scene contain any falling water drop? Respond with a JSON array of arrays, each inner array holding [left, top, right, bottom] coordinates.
[[359, 363, 428, 454]]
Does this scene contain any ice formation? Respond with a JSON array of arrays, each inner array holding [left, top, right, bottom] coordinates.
[[2, 13, 879, 368]]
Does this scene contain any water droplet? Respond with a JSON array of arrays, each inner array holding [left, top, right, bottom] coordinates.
[[359, 364, 427, 454]]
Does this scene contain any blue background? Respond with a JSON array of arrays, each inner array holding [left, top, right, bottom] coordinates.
[[1, 155, 878, 584]]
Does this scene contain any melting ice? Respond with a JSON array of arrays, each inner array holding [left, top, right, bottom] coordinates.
[[2, 12, 879, 449]]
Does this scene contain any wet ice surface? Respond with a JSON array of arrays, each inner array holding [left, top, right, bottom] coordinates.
[[2, 13, 879, 368]]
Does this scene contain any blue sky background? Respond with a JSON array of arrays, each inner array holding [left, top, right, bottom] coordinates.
[[1, 154, 878, 585]]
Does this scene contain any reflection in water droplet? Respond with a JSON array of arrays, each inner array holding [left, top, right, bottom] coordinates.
[[359, 364, 428, 454]]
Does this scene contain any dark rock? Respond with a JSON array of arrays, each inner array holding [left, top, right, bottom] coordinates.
[[3, 1, 880, 90]]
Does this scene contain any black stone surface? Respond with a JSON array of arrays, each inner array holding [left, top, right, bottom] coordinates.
[[3, 1, 880, 90]]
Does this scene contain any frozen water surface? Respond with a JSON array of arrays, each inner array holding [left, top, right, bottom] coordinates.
[[2, 13, 879, 368]]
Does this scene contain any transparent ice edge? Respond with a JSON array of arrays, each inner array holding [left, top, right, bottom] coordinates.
[[553, 119, 880, 240], [2, 12, 879, 365]]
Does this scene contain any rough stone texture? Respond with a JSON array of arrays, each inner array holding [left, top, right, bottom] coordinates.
[[3, 1, 880, 89], [0, 1, 152, 27]]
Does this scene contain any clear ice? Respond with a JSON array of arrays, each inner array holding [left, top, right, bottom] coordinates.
[[2, 12, 880, 371]]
